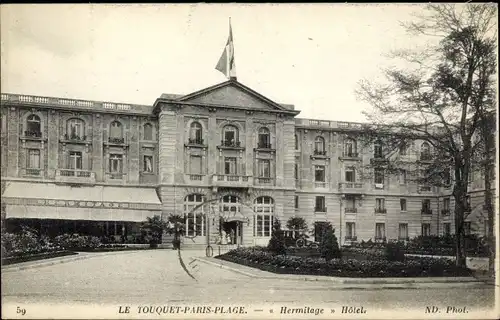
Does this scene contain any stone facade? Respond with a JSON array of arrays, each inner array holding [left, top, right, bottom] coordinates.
[[0, 80, 494, 246]]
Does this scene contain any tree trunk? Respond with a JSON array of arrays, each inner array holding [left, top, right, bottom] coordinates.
[[452, 172, 467, 268], [483, 153, 495, 273]]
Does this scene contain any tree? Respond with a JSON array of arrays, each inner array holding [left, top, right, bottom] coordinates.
[[319, 224, 341, 261], [267, 218, 286, 255], [286, 217, 308, 238], [140, 215, 167, 248], [165, 214, 185, 249], [356, 4, 497, 268]]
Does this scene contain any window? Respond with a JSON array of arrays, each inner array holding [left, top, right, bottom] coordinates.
[[345, 167, 355, 182], [295, 134, 299, 150], [109, 154, 123, 173], [400, 199, 407, 211], [143, 155, 154, 173], [375, 223, 385, 240], [190, 155, 202, 174], [399, 170, 407, 184], [258, 127, 270, 148], [258, 159, 271, 178], [26, 114, 41, 135], [421, 223, 431, 236], [223, 125, 238, 146], [144, 123, 153, 141], [443, 223, 451, 236], [344, 138, 357, 156], [443, 198, 450, 211], [345, 196, 356, 212], [398, 223, 408, 239], [184, 194, 205, 237], [68, 151, 82, 170], [224, 157, 237, 175], [221, 195, 242, 216], [254, 196, 274, 237], [315, 196, 326, 212], [375, 198, 385, 213], [315, 165, 325, 182], [421, 142, 431, 160], [422, 199, 431, 213], [294, 196, 299, 209], [67, 118, 85, 139], [374, 168, 384, 185], [294, 164, 299, 180], [27, 149, 40, 168], [399, 142, 408, 156], [346, 222, 356, 239], [443, 169, 451, 186], [463, 222, 471, 235], [374, 140, 383, 158], [109, 121, 123, 138], [314, 136, 325, 154]]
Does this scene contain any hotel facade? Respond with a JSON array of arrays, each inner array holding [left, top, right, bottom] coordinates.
[[0, 80, 492, 247]]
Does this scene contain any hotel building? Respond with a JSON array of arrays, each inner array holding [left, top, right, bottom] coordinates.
[[0, 80, 492, 247]]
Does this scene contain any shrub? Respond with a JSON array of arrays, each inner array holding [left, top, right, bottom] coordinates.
[[385, 241, 406, 261], [54, 234, 101, 250], [320, 227, 341, 261], [267, 218, 286, 255], [286, 217, 308, 233]]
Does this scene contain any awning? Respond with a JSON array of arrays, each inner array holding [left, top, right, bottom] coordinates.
[[2, 181, 162, 221], [5, 205, 158, 222]]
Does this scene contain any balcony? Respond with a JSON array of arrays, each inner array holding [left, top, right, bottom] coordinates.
[[184, 174, 209, 185], [22, 130, 43, 141], [311, 149, 328, 159], [441, 209, 451, 215], [108, 137, 125, 144], [314, 181, 327, 188], [256, 142, 273, 150], [421, 208, 433, 215], [60, 133, 88, 145], [418, 185, 433, 193], [370, 156, 388, 165], [339, 152, 361, 160], [212, 174, 252, 188], [314, 207, 327, 214], [345, 207, 357, 213], [218, 140, 243, 150], [24, 168, 42, 176], [338, 182, 365, 194], [185, 138, 205, 148], [374, 208, 387, 214], [255, 177, 275, 186], [56, 169, 96, 184]]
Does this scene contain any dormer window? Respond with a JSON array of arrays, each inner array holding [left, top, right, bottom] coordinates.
[[258, 127, 271, 149], [144, 123, 153, 141], [26, 114, 41, 137], [222, 125, 239, 147], [189, 122, 203, 144], [314, 136, 325, 155], [66, 118, 85, 140]]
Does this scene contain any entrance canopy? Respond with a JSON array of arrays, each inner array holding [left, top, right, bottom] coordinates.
[[2, 181, 161, 222]]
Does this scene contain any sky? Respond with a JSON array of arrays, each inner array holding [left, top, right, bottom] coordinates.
[[1, 4, 435, 122]]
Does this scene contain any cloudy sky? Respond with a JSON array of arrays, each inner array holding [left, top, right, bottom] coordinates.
[[2, 4, 432, 122]]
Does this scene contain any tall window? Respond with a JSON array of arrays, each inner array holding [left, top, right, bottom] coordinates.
[[399, 169, 407, 184], [190, 155, 202, 174], [67, 118, 85, 139], [223, 125, 238, 146], [68, 151, 82, 170], [224, 157, 237, 175], [421, 142, 431, 160], [109, 121, 123, 139], [375, 168, 384, 185], [443, 223, 451, 236], [295, 134, 299, 150], [258, 127, 270, 148], [399, 142, 408, 156], [144, 123, 153, 141], [314, 136, 325, 154], [143, 155, 153, 173], [184, 194, 205, 237], [294, 164, 299, 180], [443, 169, 451, 186], [254, 196, 274, 237], [346, 222, 356, 239], [221, 195, 241, 216], [375, 223, 386, 240], [443, 198, 450, 211], [315, 196, 326, 212], [344, 138, 357, 156], [26, 114, 41, 136], [399, 223, 408, 239], [109, 154, 123, 173], [421, 223, 431, 236], [294, 196, 299, 209], [345, 195, 356, 212], [345, 167, 355, 182], [375, 198, 385, 213], [315, 165, 325, 182], [400, 198, 407, 211], [188, 122, 202, 144], [27, 149, 40, 168], [374, 140, 383, 158], [258, 159, 271, 178], [422, 199, 431, 212]]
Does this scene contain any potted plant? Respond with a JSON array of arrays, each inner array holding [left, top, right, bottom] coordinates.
[[165, 214, 185, 250], [140, 215, 167, 249]]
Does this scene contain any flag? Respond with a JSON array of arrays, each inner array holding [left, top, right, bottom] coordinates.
[[215, 18, 237, 80]]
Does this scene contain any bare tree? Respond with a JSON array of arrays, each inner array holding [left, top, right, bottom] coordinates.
[[356, 4, 497, 268]]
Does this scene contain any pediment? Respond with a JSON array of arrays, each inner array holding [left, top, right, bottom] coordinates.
[[177, 81, 289, 112]]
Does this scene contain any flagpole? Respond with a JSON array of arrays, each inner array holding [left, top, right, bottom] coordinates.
[[229, 17, 237, 82]]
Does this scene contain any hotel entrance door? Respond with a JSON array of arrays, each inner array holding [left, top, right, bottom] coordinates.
[[222, 220, 243, 246]]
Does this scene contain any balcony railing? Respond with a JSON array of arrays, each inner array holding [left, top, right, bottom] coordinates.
[[64, 133, 87, 141], [187, 138, 204, 145], [421, 208, 433, 215], [256, 177, 274, 185], [342, 152, 360, 158], [313, 150, 327, 156], [441, 209, 450, 215], [189, 174, 203, 181], [345, 236, 358, 241], [56, 169, 96, 183], [109, 172, 124, 180], [419, 185, 432, 192], [345, 207, 357, 213], [212, 174, 252, 187], [339, 182, 365, 193], [374, 208, 387, 214], [314, 207, 327, 213], [256, 142, 272, 149], [24, 130, 42, 138], [25, 168, 42, 176], [108, 137, 125, 144], [314, 181, 327, 188], [220, 140, 241, 148]]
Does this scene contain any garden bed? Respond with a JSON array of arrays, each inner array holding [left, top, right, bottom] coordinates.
[[1, 251, 77, 266], [216, 247, 472, 278]]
